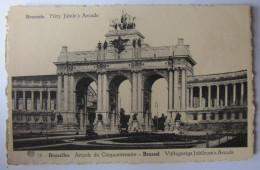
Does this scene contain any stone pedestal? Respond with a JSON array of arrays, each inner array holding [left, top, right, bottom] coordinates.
[[110, 124, 119, 132], [172, 121, 181, 134], [129, 120, 139, 132], [165, 120, 181, 134], [96, 120, 103, 131], [55, 124, 64, 131]]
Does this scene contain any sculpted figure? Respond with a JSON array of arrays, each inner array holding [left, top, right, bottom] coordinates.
[[57, 113, 63, 124], [132, 113, 138, 120], [175, 112, 181, 122], [110, 36, 129, 54], [97, 41, 102, 50], [119, 108, 130, 130], [132, 39, 136, 48], [103, 41, 107, 49], [98, 113, 103, 121], [137, 38, 142, 47]]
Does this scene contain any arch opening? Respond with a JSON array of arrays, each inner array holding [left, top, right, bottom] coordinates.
[[143, 74, 168, 131], [109, 75, 131, 131], [75, 77, 97, 130]]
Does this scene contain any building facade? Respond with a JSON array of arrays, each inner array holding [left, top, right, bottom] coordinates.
[[11, 13, 248, 134]]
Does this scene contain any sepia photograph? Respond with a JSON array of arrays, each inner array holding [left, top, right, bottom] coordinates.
[[6, 5, 253, 164]]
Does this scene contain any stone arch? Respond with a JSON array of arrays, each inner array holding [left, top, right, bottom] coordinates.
[[74, 73, 98, 91], [75, 76, 98, 130], [108, 73, 132, 131], [142, 72, 168, 131], [143, 73, 168, 91], [143, 70, 168, 89], [107, 71, 132, 88]]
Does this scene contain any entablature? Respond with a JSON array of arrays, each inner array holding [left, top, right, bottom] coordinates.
[[12, 87, 57, 92], [187, 70, 247, 83], [186, 105, 247, 112], [187, 78, 247, 88], [55, 56, 195, 74]]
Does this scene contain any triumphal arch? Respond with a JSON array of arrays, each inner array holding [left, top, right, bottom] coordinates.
[[54, 12, 196, 133], [12, 12, 247, 134]]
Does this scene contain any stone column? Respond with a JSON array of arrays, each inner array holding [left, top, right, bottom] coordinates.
[[69, 75, 75, 112], [215, 113, 219, 120], [47, 90, 51, 110], [132, 72, 137, 111], [106, 89, 110, 115], [225, 84, 228, 106], [240, 82, 244, 106], [233, 83, 236, 106], [137, 72, 142, 112], [231, 112, 235, 120], [144, 112, 149, 131], [132, 47, 136, 58], [168, 70, 173, 109], [102, 73, 107, 112], [208, 85, 211, 107], [80, 111, 84, 130], [190, 87, 193, 108], [14, 90, 17, 110], [181, 69, 186, 109], [186, 88, 190, 108], [199, 86, 202, 108], [239, 112, 243, 120], [97, 73, 102, 111], [137, 46, 142, 58], [63, 74, 69, 112], [57, 75, 62, 111], [206, 113, 211, 120], [173, 69, 179, 109], [39, 90, 43, 111], [110, 113, 115, 130], [31, 91, 34, 110], [73, 91, 77, 113], [216, 85, 219, 107], [197, 113, 202, 121], [84, 94, 88, 126], [223, 112, 227, 120], [23, 91, 26, 110]]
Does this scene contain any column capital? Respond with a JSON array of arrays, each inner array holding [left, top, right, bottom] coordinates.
[[131, 69, 142, 73], [98, 71, 108, 74], [167, 68, 173, 71], [57, 73, 64, 76], [173, 67, 179, 71]]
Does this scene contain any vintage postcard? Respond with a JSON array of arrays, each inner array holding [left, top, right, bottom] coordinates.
[[6, 5, 253, 164]]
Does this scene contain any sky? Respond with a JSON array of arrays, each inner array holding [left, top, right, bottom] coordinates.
[[6, 5, 251, 116]]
